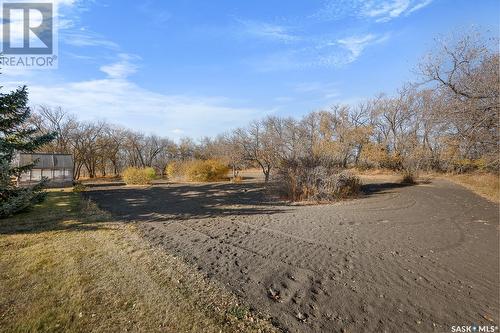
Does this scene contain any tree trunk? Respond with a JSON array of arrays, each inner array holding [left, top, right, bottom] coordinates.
[[264, 167, 270, 182], [258, 162, 271, 182]]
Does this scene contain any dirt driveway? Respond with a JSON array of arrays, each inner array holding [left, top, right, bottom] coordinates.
[[86, 178, 499, 333]]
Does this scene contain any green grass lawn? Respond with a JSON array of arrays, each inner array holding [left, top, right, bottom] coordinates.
[[0, 191, 276, 333]]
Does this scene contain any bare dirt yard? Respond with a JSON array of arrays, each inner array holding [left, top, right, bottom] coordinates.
[[85, 176, 500, 333]]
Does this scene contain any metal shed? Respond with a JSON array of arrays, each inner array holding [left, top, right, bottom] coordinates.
[[14, 153, 74, 187]]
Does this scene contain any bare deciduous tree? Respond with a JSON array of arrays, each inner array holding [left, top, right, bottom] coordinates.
[[29, 30, 498, 181]]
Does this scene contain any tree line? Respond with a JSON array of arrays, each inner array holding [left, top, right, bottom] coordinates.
[[30, 31, 499, 181]]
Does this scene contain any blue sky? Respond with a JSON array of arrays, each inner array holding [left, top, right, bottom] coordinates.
[[2, 0, 499, 140]]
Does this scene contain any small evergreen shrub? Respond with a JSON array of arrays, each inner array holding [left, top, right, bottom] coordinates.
[[0, 85, 56, 218]]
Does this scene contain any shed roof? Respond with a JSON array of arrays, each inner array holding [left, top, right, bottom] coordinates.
[[19, 153, 73, 169]]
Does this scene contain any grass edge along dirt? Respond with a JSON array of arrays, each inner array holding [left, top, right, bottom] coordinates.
[[0, 191, 278, 333]]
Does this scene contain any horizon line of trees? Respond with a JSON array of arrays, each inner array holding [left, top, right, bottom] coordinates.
[[30, 30, 499, 181]]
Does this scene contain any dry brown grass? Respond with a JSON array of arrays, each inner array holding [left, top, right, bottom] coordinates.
[[0, 192, 277, 333], [441, 172, 499, 203], [352, 167, 399, 176], [354, 168, 499, 203]]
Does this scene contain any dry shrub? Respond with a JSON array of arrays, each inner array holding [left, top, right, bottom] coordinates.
[[72, 183, 87, 193], [232, 175, 244, 183], [122, 167, 156, 185], [401, 170, 417, 184], [451, 158, 488, 173], [185, 159, 229, 182], [272, 157, 361, 201], [359, 143, 388, 168], [167, 160, 229, 182], [166, 161, 186, 180]]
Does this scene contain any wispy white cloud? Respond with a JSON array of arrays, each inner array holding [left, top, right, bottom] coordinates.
[[249, 32, 390, 71], [55, 0, 78, 6], [53, 1, 118, 51], [361, 0, 434, 21], [407, 0, 433, 14], [362, 0, 411, 22], [237, 19, 299, 43], [60, 29, 119, 49], [311, 0, 433, 22], [236, 3, 402, 72], [0, 0, 267, 137], [337, 33, 390, 62], [100, 53, 140, 79], [54, 0, 92, 31], [137, 1, 172, 26], [293, 81, 340, 100], [309, 0, 363, 21], [2, 74, 275, 139], [1, 1, 277, 139]]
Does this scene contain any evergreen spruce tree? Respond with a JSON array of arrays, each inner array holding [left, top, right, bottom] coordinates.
[[0, 85, 56, 218]]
